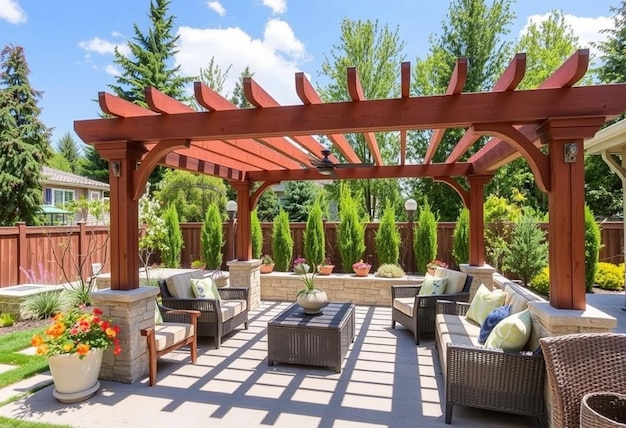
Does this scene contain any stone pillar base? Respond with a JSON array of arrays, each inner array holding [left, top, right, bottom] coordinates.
[[227, 259, 262, 310], [528, 301, 617, 337], [459, 264, 496, 300], [90, 287, 158, 384]]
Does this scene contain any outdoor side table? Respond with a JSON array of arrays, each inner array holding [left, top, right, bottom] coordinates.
[[267, 302, 355, 373]]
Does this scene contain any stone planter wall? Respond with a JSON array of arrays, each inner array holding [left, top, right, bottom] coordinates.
[[260, 272, 422, 306]]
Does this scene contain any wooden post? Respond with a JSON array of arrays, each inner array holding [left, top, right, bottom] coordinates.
[[467, 176, 491, 266], [17, 222, 27, 284], [232, 182, 252, 261]]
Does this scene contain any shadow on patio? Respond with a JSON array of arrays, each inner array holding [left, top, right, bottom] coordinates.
[[1, 301, 540, 428]]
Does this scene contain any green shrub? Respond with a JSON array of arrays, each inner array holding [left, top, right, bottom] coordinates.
[[337, 185, 366, 272], [452, 208, 469, 266], [24, 291, 65, 319], [201, 204, 224, 270], [162, 203, 183, 268], [595, 262, 624, 291], [585, 205, 601, 292], [251, 209, 263, 259], [375, 263, 405, 278], [272, 209, 294, 272], [303, 199, 325, 270], [375, 204, 400, 265], [414, 200, 438, 274], [530, 266, 550, 297], [484, 195, 520, 271], [503, 214, 548, 286], [0, 313, 15, 327]]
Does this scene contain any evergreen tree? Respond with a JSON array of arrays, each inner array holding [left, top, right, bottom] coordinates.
[[375, 203, 401, 265], [256, 186, 279, 222], [79, 145, 109, 183], [0, 44, 52, 226], [414, 200, 438, 274], [161, 204, 183, 268], [594, 1, 626, 91], [251, 209, 263, 259], [283, 181, 319, 222], [230, 66, 254, 108], [194, 57, 231, 110], [503, 213, 548, 286], [57, 132, 81, 173], [201, 204, 224, 270], [303, 199, 325, 270], [337, 184, 366, 272], [452, 208, 470, 266], [48, 150, 72, 172], [272, 209, 294, 272], [584, 205, 601, 292]]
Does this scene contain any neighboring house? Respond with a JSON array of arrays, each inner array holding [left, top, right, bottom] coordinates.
[[41, 166, 110, 225]]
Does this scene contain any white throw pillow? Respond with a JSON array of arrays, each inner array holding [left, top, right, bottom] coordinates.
[[419, 273, 448, 296], [466, 284, 507, 325], [165, 271, 204, 298]]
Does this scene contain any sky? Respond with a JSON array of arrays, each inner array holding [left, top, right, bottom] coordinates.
[[0, 0, 620, 149]]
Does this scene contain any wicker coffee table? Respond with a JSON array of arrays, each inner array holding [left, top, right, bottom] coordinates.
[[267, 302, 355, 373]]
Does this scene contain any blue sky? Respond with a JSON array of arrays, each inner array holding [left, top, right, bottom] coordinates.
[[0, 0, 619, 149]]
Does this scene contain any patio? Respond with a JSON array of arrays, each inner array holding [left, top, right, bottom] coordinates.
[[12, 297, 623, 427]]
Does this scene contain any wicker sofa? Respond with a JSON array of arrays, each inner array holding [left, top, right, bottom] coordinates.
[[391, 268, 472, 344], [158, 270, 248, 349], [435, 281, 546, 425]]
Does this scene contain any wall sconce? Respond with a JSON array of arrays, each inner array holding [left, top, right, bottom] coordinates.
[[564, 142, 578, 163], [111, 161, 121, 177]]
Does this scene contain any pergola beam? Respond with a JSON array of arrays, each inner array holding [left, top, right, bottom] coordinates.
[[400, 62, 411, 165]]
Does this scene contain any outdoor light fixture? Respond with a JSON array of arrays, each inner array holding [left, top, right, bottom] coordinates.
[[226, 200, 238, 221], [317, 166, 334, 176], [111, 161, 121, 177], [564, 142, 579, 163], [404, 198, 417, 217]]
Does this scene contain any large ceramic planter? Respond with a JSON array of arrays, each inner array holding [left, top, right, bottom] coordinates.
[[296, 289, 328, 315], [48, 348, 103, 403], [260, 263, 275, 274], [293, 264, 310, 275], [353, 267, 371, 277]]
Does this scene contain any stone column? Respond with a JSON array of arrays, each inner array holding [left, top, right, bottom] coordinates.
[[528, 301, 617, 337], [90, 287, 158, 383], [459, 263, 496, 299], [227, 259, 262, 310]]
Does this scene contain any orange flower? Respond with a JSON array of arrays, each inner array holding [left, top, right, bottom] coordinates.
[[76, 343, 90, 356], [31, 335, 43, 347], [105, 327, 117, 338]]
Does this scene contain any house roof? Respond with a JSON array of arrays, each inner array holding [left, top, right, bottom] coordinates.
[[42, 166, 110, 190]]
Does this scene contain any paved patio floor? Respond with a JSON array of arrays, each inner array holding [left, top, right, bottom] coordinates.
[[1, 293, 624, 428]]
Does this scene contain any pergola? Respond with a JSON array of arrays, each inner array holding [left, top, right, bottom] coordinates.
[[74, 49, 626, 310]]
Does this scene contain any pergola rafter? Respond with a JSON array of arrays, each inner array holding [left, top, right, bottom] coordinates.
[[75, 49, 626, 311]]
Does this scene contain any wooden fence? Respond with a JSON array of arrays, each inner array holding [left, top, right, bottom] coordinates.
[[1, 221, 623, 287]]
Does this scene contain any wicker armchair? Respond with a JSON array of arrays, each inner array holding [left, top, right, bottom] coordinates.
[[539, 333, 626, 428], [437, 300, 546, 425], [391, 272, 472, 344], [158, 279, 249, 349]]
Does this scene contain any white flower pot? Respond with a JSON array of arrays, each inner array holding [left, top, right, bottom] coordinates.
[[296, 289, 328, 315], [48, 348, 103, 403]]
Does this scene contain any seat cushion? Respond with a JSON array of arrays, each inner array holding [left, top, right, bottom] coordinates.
[[419, 273, 447, 295], [478, 304, 511, 344], [504, 285, 531, 314], [191, 277, 221, 300], [466, 283, 507, 325], [436, 313, 482, 338], [484, 309, 532, 351], [393, 297, 414, 317], [153, 323, 194, 351], [435, 268, 467, 294], [165, 270, 204, 298], [220, 300, 247, 321]]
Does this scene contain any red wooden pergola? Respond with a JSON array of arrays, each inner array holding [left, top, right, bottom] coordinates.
[[74, 49, 626, 310]]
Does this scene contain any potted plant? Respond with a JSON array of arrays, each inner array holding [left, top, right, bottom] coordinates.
[[318, 256, 335, 275], [31, 306, 121, 403], [426, 259, 448, 275], [190, 259, 206, 271], [260, 254, 275, 274], [293, 256, 310, 274], [352, 259, 372, 277], [296, 271, 328, 315]]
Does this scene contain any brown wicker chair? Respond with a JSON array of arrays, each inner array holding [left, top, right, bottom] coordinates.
[[391, 272, 472, 344], [539, 333, 626, 428], [158, 279, 249, 349]]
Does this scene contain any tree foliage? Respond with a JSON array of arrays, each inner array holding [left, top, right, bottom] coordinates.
[[503, 213, 548, 286], [414, 200, 438, 273], [319, 18, 404, 219], [303, 199, 325, 270], [138, 185, 167, 268], [256, 186, 280, 222], [272, 209, 294, 272], [584, 204, 601, 292], [484, 195, 521, 271], [251, 209, 263, 259], [201, 203, 223, 270], [161, 204, 183, 268], [282, 181, 319, 222], [0, 44, 52, 226], [57, 132, 82, 174], [452, 208, 470, 266], [375, 203, 400, 265], [337, 184, 366, 272], [230, 66, 254, 108], [79, 145, 109, 183]]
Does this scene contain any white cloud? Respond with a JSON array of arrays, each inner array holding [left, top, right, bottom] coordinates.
[[78, 36, 131, 57], [262, 0, 286, 15], [521, 12, 613, 59], [105, 64, 120, 77], [0, 0, 26, 24], [176, 19, 309, 105], [207, 1, 225, 16]]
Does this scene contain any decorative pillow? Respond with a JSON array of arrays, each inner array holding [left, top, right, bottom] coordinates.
[[484, 309, 532, 351], [478, 304, 511, 344], [154, 301, 163, 325], [419, 273, 448, 296], [165, 270, 204, 298], [191, 277, 221, 300], [435, 268, 467, 294], [466, 284, 507, 325]]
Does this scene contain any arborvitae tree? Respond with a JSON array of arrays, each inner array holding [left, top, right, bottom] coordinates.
[[585, 205, 601, 292], [283, 181, 319, 222], [57, 132, 81, 173], [251, 209, 263, 259], [201, 204, 224, 270], [337, 184, 366, 272], [452, 208, 470, 266], [503, 213, 548, 286], [161, 204, 183, 268], [0, 44, 52, 226], [272, 209, 293, 272], [303, 199, 325, 270], [375, 203, 400, 265], [414, 200, 438, 274]]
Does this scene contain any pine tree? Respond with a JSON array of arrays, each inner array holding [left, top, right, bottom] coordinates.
[[230, 66, 254, 108], [0, 44, 52, 225], [503, 214, 548, 286], [57, 132, 81, 173], [79, 146, 109, 183], [283, 181, 318, 222]]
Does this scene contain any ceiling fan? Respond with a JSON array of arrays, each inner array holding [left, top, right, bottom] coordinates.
[[309, 149, 373, 176]]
